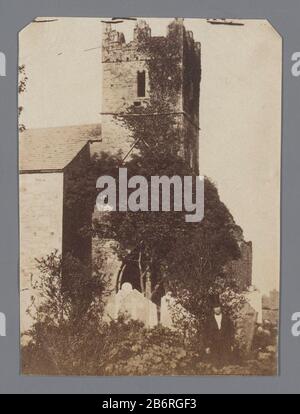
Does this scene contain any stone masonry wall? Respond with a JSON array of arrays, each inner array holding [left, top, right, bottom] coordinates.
[[20, 172, 64, 332]]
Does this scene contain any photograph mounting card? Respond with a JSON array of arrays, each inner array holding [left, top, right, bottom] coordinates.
[[19, 17, 281, 376]]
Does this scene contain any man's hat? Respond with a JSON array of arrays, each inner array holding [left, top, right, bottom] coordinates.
[[209, 294, 221, 308]]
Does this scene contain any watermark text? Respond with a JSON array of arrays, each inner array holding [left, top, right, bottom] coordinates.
[[96, 168, 204, 223], [0, 312, 6, 337], [291, 312, 300, 337], [291, 52, 300, 77], [0, 52, 6, 77]]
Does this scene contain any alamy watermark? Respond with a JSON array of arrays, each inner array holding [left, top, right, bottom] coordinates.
[[0, 52, 6, 77], [291, 52, 300, 77], [96, 168, 204, 223], [291, 312, 300, 337], [0, 312, 6, 337]]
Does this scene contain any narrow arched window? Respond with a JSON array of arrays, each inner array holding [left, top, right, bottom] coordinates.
[[137, 70, 146, 97]]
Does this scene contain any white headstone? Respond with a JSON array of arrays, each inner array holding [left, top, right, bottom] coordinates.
[[115, 283, 158, 327], [236, 302, 258, 355], [245, 287, 262, 323], [160, 292, 175, 329], [161, 292, 193, 330]]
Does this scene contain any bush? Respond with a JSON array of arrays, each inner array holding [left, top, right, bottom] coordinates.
[[21, 251, 277, 376], [22, 315, 277, 376]]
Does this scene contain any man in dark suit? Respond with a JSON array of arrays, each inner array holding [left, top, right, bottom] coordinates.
[[204, 300, 235, 367]]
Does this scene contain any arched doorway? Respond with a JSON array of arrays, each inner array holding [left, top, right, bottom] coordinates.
[[119, 261, 141, 292]]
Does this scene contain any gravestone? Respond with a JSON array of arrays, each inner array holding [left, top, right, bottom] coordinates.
[[160, 292, 194, 331], [160, 293, 174, 329], [235, 302, 258, 356], [262, 290, 280, 325], [244, 287, 262, 323], [115, 283, 158, 328]]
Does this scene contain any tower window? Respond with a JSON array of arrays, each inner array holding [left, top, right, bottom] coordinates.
[[137, 70, 146, 97]]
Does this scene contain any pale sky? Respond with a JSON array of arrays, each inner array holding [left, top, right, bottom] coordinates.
[[19, 17, 282, 294]]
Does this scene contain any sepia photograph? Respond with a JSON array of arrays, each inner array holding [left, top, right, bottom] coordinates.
[[19, 17, 281, 376]]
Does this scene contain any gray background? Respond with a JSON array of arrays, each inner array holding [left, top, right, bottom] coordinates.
[[0, 0, 299, 394]]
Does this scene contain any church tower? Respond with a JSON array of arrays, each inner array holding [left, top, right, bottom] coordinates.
[[101, 18, 201, 172]]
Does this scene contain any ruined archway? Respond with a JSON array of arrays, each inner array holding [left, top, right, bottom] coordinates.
[[119, 261, 141, 292]]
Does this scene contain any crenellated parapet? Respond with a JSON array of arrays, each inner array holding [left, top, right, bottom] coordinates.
[[101, 18, 201, 172]]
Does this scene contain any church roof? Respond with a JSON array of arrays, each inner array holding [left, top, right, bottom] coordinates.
[[19, 124, 102, 173]]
